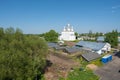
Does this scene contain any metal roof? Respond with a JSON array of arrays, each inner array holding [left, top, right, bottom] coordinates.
[[48, 42, 66, 50], [48, 42, 58, 48], [82, 52, 101, 61], [76, 41, 106, 51], [64, 46, 82, 53]]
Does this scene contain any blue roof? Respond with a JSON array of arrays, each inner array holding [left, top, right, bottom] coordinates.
[[76, 41, 106, 51], [97, 36, 104, 42]]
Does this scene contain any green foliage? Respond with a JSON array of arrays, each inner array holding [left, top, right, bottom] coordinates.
[[79, 32, 103, 38], [66, 68, 99, 80], [105, 30, 118, 47], [72, 40, 80, 43], [90, 58, 103, 67], [75, 32, 78, 36], [40, 30, 59, 42], [40, 75, 45, 80], [88, 30, 93, 37], [75, 32, 78, 39], [59, 77, 65, 80], [0, 27, 48, 80], [59, 57, 100, 80], [78, 57, 88, 67], [79, 32, 103, 41]]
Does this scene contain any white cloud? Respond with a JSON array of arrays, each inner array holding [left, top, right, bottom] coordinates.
[[112, 5, 120, 9], [112, 10, 115, 13], [112, 5, 120, 13]]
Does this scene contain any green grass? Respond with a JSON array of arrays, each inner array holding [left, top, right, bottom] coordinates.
[[72, 40, 80, 43], [59, 68, 99, 80], [90, 58, 103, 67], [59, 57, 100, 80], [66, 68, 99, 80]]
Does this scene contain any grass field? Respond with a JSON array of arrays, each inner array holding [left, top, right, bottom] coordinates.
[[63, 68, 99, 80]]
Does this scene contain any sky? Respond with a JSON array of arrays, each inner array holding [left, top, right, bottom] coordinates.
[[0, 0, 120, 34]]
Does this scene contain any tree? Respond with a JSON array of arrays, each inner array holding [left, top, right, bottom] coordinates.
[[95, 32, 103, 37], [75, 32, 78, 39], [0, 27, 4, 38], [0, 27, 48, 80], [44, 30, 58, 42], [88, 30, 92, 37], [105, 30, 118, 47]]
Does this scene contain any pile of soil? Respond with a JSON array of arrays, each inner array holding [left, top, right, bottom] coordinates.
[[86, 64, 98, 70]]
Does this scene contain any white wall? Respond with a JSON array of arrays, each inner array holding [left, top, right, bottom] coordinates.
[[59, 31, 76, 41], [102, 43, 111, 52], [96, 50, 102, 55], [96, 43, 111, 55]]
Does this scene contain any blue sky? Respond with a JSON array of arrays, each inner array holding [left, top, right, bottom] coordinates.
[[0, 0, 120, 34]]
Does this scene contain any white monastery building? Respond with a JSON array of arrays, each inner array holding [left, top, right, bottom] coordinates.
[[59, 24, 76, 41]]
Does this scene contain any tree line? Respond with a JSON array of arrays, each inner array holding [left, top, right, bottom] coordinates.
[[105, 30, 118, 47], [39, 29, 59, 42], [0, 27, 48, 80], [79, 31, 103, 38]]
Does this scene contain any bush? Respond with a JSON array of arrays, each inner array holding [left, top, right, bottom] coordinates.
[[0, 27, 48, 80]]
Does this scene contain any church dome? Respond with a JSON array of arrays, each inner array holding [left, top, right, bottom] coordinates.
[[64, 24, 74, 32]]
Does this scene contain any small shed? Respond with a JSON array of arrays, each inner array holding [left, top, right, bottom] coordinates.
[[81, 52, 101, 62], [102, 54, 112, 63]]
